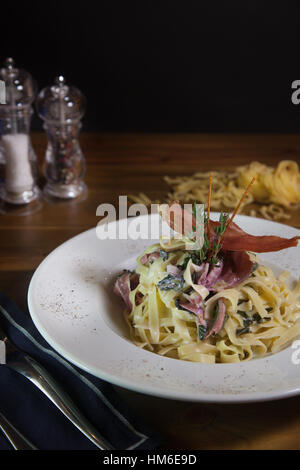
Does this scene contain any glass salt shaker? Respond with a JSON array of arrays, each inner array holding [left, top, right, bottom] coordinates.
[[36, 76, 87, 200], [0, 58, 41, 211]]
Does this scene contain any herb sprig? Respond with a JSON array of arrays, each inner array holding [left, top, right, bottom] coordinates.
[[191, 202, 210, 262], [207, 211, 229, 264], [185, 174, 256, 268]]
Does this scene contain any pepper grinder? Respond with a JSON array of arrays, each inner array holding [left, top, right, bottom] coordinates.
[[0, 58, 40, 210], [36, 76, 87, 200]]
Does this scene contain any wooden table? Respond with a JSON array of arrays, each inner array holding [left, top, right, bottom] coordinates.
[[1, 132, 300, 450]]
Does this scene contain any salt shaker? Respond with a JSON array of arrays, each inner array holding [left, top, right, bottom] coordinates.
[[36, 76, 87, 200], [0, 58, 40, 206]]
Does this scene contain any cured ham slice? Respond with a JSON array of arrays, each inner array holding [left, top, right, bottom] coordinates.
[[205, 298, 227, 339], [140, 251, 161, 265], [177, 295, 207, 327], [193, 253, 251, 291], [161, 202, 299, 253], [204, 259, 224, 287], [113, 271, 140, 312], [208, 220, 299, 253], [214, 251, 253, 288]]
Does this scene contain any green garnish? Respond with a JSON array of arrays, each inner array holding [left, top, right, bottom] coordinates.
[[178, 256, 190, 270], [252, 313, 262, 324], [236, 326, 250, 336], [178, 251, 204, 270], [191, 251, 201, 265], [216, 212, 229, 236], [198, 324, 208, 340], [236, 310, 271, 336], [160, 250, 168, 262], [189, 202, 209, 261], [157, 274, 184, 292], [237, 310, 250, 320], [214, 212, 229, 246], [206, 211, 229, 265], [192, 202, 197, 231]]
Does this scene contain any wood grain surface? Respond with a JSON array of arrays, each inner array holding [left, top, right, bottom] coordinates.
[[1, 132, 300, 450]]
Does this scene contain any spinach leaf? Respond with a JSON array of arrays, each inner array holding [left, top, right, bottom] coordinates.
[[198, 324, 208, 340], [157, 274, 184, 292], [236, 326, 250, 336], [160, 250, 168, 262], [252, 313, 262, 324]]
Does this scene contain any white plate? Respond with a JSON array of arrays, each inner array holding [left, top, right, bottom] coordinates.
[[28, 213, 300, 403]]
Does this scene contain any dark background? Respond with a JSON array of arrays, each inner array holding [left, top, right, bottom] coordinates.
[[2, 0, 300, 132]]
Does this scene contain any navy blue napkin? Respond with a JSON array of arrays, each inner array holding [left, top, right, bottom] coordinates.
[[0, 292, 162, 450]]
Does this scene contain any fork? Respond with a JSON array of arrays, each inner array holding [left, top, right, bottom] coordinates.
[[0, 411, 37, 450], [0, 325, 114, 450]]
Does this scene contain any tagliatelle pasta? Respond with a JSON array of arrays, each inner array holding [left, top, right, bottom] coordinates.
[[121, 242, 300, 363], [237, 161, 300, 208], [129, 160, 300, 221]]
